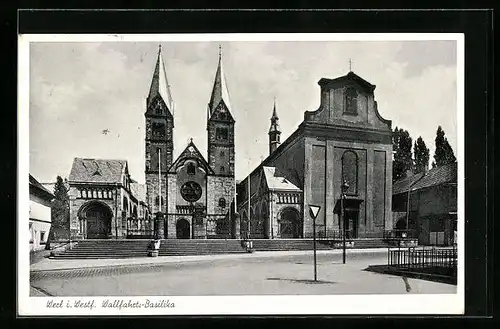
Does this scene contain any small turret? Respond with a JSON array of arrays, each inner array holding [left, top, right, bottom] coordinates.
[[268, 98, 281, 155]]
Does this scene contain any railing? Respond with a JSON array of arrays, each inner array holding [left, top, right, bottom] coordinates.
[[383, 229, 418, 241], [388, 246, 457, 271]]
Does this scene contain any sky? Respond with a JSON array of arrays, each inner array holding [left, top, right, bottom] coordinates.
[[28, 39, 458, 183]]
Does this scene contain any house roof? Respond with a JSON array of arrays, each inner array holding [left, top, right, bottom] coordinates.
[[29, 174, 54, 199], [68, 158, 128, 184], [262, 166, 301, 191], [392, 172, 425, 195], [393, 162, 457, 195], [411, 162, 457, 191]]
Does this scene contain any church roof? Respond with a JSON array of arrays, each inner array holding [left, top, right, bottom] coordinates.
[[318, 71, 376, 93], [262, 166, 301, 191], [169, 140, 215, 175], [208, 47, 232, 118], [147, 45, 174, 112], [68, 158, 128, 184]]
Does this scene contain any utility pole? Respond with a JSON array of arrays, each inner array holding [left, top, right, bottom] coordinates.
[[309, 205, 321, 282]]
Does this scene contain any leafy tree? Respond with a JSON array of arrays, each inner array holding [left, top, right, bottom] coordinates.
[[46, 176, 69, 249], [392, 127, 414, 181], [413, 136, 430, 174], [432, 126, 457, 167]]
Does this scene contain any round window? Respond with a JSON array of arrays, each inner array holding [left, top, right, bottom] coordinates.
[[180, 181, 202, 202]]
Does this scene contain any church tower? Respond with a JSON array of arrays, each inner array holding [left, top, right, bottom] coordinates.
[[145, 45, 174, 215], [207, 46, 235, 177], [268, 98, 281, 155]]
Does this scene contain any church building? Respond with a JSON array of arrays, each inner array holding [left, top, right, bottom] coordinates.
[[145, 46, 236, 239], [237, 71, 393, 239]]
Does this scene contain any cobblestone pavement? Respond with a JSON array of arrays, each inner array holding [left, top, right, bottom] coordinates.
[[29, 251, 456, 296]]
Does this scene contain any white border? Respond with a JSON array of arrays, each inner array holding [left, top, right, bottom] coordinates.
[[18, 33, 465, 316]]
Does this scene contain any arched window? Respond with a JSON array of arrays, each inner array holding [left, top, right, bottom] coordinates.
[[187, 162, 196, 175], [220, 166, 225, 173], [218, 197, 226, 208], [216, 128, 228, 140], [220, 150, 225, 157], [344, 87, 358, 114], [341, 150, 358, 195]]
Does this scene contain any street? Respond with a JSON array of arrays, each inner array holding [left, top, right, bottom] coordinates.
[[30, 250, 457, 296]]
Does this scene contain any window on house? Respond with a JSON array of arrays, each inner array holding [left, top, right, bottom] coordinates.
[[216, 127, 228, 140], [40, 231, 46, 243], [344, 87, 358, 114], [187, 162, 196, 175], [219, 198, 226, 208]]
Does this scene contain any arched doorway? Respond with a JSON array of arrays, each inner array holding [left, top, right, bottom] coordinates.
[[279, 208, 301, 238], [80, 201, 113, 239], [176, 219, 190, 239]]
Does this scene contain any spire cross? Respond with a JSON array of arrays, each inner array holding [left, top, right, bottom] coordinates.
[[158, 44, 162, 54], [218, 44, 222, 60], [349, 58, 352, 71]]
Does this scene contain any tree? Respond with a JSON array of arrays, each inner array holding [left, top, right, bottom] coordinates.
[[413, 136, 430, 174], [46, 176, 70, 249], [392, 127, 414, 181], [432, 126, 456, 167]]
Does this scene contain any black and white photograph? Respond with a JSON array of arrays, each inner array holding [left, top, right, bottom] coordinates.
[[19, 33, 464, 315]]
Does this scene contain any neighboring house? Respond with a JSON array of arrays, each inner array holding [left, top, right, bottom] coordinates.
[[29, 174, 54, 251], [392, 162, 458, 246], [67, 158, 148, 239]]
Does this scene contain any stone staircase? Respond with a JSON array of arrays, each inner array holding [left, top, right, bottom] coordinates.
[[158, 239, 247, 256], [250, 239, 334, 251], [50, 240, 151, 259], [49, 238, 391, 259]]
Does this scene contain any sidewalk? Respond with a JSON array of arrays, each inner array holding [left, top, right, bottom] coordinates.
[[30, 248, 389, 272]]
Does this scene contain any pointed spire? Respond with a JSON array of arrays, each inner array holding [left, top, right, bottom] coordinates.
[[269, 98, 281, 133], [271, 97, 278, 119], [147, 44, 174, 112], [208, 45, 232, 117]]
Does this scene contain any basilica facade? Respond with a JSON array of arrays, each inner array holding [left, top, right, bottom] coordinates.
[[145, 46, 236, 239]]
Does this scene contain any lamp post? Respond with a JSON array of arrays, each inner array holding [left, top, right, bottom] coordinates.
[[341, 180, 349, 264]]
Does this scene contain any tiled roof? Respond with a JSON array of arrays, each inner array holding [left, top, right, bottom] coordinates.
[[392, 172, 425, 195], [393, 162, 457, 194], [412, 162, 457, 190], [29, 174, 54, 198], [68, 158, 127, 184], [262, 166, 301, 192]]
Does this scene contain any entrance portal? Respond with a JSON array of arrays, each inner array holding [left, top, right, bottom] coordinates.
[[344, 210, 359, 239], [176, 219, 190, 239], [279, 208, 301, 238], [81, 202, 112, 239]]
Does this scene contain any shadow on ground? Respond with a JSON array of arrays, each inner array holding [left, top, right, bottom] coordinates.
[[364, 265, 457, 285], [267, 277, 336, 284]]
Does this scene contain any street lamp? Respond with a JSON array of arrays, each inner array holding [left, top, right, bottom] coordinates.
[[341, 180, 349, 264]]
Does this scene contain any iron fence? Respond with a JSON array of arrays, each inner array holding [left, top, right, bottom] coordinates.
[[388, 246, 457, 271]]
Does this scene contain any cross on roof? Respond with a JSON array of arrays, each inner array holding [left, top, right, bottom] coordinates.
[[349, 58, 352, 71]]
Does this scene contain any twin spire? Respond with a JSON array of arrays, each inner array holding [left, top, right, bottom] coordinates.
[[148, 44, 232, 120]]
